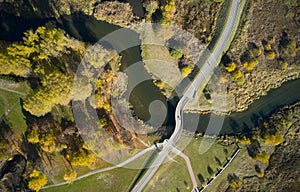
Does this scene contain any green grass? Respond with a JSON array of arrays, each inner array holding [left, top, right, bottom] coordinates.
[[143, 138, 237, 191], [0, 80, 31, 135], [42, 167, 139, 192]]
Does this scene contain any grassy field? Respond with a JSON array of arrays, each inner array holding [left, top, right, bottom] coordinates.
[[143, 138, 237, 191], [141, 44, 182, 97], [0, 80, 31, 135], [42, 167, 139, 192]]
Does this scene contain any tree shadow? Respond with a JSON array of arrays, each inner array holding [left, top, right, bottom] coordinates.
[[215, 156, 222, 167], [197, 173, 205, 183], [207, 165, 214, 175]]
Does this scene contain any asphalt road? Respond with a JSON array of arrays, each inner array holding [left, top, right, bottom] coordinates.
[[131, 0, 241, 191]]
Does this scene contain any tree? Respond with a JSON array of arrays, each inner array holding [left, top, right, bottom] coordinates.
[[254, 151, 270, 164], [0, 45, 33, 76], [232, 70, 243, 79], [28, 170, 47, 192], [279, 60, 288, 70], [263, 131, 284, 146], [170, 49, 183, 59], [161, 0, 176, 24], [64, 170, 77, 184], [67, 150, 96, 167], [72, 77, 93, 101], [239, 136, 251, 145], [227, 173, 242, 189], [27, 130, 40, 144], [250, 47, 262, 57], [244, 59, 258, 71], [225, 62, 236, 72], [265, 50, 276, 60], [23, 71, 72, 116], [181, 66, 192, 78]]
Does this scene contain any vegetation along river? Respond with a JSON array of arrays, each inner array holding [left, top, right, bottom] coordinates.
[[0, 11, 299, 136]]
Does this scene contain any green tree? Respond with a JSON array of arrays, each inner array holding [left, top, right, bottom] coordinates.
[[170, 49, 183, 59]]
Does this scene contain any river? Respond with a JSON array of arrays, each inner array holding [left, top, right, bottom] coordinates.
[[0, 10, 299, 136]]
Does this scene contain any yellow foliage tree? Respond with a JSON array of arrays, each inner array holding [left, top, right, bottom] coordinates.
[[244, 59, 258, 71], [68, 150, 96, 167], [225, 62, 236, 72], [181, 66, 192, 78], [265, 50, 276, 60], [254, 151, 270, 164], [155, 80, 165, 88], [257, 170, 265, 178], [64, 170, 77, 184], [28, 170, 47, 192], [263, 131, 284, 146], [232, 70, 243, 79], [23, 71, 72, 116], [27, 130, 40, 144], [161, 0, 176, 24], [239, 136, 251, 145], [230, 180, 242, 188]]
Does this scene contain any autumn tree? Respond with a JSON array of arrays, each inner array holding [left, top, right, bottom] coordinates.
[[265, 50, 276, 60], [64, 170, 77, 184], [225, 62, 236, 72], [244, 59, 258, 71], [0, 25, 84, 77], [28, 170, 47, 192], [160, 0, 176, 25], [181, 65, 192, 78], [254, 151, 270, 164], [262, 131, 284, 146], [232, 70, 243, 79], [67, 150, 96, 167], [23, 71, 72, 116], [227, 173, 242, 189], [72, 77, 93, 101], [27, 129, 40, 144], [239, 136, 251, 145]]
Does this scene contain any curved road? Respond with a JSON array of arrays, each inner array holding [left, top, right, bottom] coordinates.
[[131, 0, 242, 191]]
